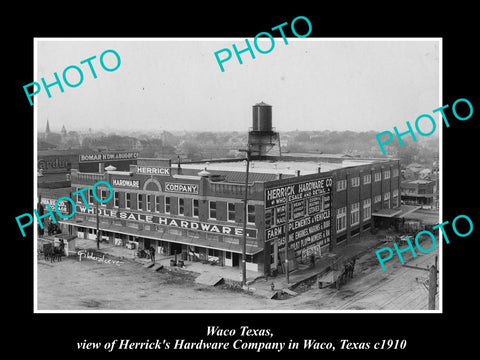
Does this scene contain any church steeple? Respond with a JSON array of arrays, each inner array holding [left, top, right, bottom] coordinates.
[[45, 120, 51, 140], [61, 124, 67, 136]]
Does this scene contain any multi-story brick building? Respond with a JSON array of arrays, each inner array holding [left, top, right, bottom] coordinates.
[[57, 103, 401, 276]]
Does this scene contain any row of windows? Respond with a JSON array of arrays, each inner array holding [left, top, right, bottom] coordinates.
[[336, 193, 399, 232], [336, 168, 398, 191], [76, 189, 255, 224]]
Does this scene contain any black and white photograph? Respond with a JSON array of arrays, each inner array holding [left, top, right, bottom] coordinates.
[[33, 38, 441, 312], [10, 6, 478, 357]]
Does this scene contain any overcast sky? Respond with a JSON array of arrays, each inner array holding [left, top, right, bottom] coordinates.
[[36, 38, 439, 133]]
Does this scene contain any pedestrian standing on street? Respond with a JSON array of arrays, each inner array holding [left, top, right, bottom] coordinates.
[[149, 246, 156, 264]]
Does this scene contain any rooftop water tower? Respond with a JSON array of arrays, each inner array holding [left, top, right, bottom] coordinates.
[[248, 102, 281, 158]]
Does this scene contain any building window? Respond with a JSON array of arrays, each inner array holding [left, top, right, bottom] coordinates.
[[137, 194, 144, 211], [209, 201, 216, 219], [374, 195, 381, 204], [227, 202, 235, 222], [336, 207, 347, 233], [337, 179, 347, 191], [384, 170, 391, 179], [363, 174, 371, 185], [146, 195, 152, 211], [178, 198, 185, 216], [193, 199, 199, 218], [351, 202, 360, 226], [247, 204, 255, 224], [363, 198, 371, 221], [392, 189, 399, 207], [165, 196, 171, 214], [374, 172, 381, 182], [88, 189, 94, 204], [351, 176, 360, 187], [384, 192, 391, 208], [114, 191, 119, 208], [155, 195, 161, 213], [208, 248, 220, 258], [125, 193, 131, 209], [101, 189, 108, 205], [393, 168, 399, 177]]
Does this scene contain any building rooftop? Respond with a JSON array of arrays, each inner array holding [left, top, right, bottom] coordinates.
[[175, 157, 381, 183], [402, 179, 433, 185]]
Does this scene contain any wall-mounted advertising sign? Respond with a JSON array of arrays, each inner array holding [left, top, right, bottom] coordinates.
[[37, 157, 70, 173], [136, 166, 170, 176], [112, 178, 140, 188], [264, 177, 333, 262], [79, 152, 138, 162], [164, 182, 198, 194], [76, 206, 257, 238], [41, 198, 69, 215]]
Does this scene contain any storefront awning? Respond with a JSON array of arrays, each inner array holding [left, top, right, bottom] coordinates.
[[59, 219, 263, 255], [373, 205, 422, 218]]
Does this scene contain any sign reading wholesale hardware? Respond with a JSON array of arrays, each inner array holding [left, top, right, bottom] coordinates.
[[76, 205, 257, 238], [264, 177, 333, 261]]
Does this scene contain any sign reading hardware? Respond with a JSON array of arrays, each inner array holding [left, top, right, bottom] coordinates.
[[136, 166, 170, 176], [112, 178, 140, 188], [165, 182, 199, 194], [76, 206, 257, 238]]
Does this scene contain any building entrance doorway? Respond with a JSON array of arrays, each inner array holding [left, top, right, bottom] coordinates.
[[170, 242, 182, 255]]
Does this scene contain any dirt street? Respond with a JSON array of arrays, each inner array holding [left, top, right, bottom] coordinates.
[[37, 244, 439, 311]]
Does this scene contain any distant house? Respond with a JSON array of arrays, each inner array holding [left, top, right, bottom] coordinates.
[[404, 163, 425, 179], [418, 168, 431, 179]]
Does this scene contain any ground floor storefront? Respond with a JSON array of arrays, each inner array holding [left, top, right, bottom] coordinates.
[[60, 220, 264, 274]]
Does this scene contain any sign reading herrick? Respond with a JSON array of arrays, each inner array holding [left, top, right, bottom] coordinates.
[[264, 177, 333, 262]]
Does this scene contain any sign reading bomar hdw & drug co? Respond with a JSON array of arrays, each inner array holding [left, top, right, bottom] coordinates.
[[79, 152, 138, 162]]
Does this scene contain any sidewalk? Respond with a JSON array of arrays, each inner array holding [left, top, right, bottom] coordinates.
[[71, 237, 261, 283], [249, 233, 387, 299], [61, 233, 386, 299]]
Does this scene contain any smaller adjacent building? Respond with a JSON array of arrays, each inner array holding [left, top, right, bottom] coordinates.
[[400, 179, 435, 206]]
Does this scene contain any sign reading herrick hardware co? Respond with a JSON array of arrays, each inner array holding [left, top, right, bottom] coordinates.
[[264, 177, 333, 261]]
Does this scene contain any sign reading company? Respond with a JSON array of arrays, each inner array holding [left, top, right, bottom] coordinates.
[[79, 152, 138, 162], [112, 178, 140, 188], [136, 166, 170, 176], [165, 182, 198, 194], [76, 205, 257, 238]]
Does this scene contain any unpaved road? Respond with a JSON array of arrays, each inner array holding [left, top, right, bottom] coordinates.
[[37, 245, 439, 311]]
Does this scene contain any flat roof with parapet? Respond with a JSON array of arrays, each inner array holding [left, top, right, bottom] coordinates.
[[174, 157, 382, 183]]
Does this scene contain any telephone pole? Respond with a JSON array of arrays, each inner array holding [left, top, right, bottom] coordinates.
[[239, 148, 251, 287], [284, 189, 290, 284], [403, 255, 438, 310]]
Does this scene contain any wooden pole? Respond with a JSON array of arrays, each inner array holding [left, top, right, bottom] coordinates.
[[241, 151, 250, 286], [428, 255, 438, 310], [285, 188, 290, 284]]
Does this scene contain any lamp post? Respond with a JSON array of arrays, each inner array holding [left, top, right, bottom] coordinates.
[[238, 148, 251, 287]]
